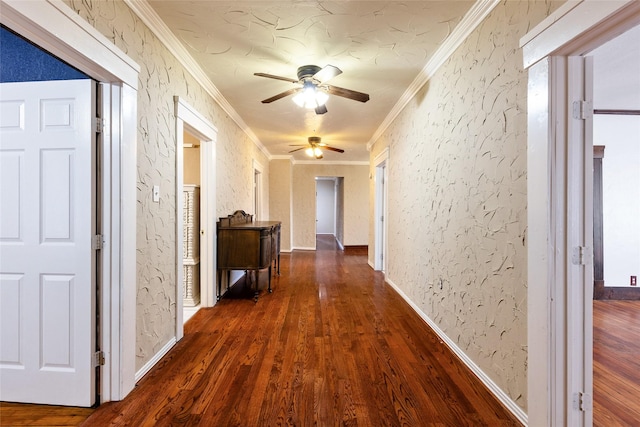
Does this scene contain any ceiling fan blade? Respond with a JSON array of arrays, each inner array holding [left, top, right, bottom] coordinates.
[[254, 72, 299, 84], [261, 88, 300, 103], [325, 85, 370, 103], [323, 146, 345, 153], [315, 104, 328, 115], [288, 147, 306, 153], [313, 65, 342, 84]]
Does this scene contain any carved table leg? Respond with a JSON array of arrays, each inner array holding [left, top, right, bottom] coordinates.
[[254, 270, 260, 302], [216, 270, 221, 301]]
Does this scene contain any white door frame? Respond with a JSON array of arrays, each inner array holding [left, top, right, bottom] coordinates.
[[522, 2, 640, 425], [0, 0, 139, 403], [175, 97, 218, 338], [253, 159, 264, 220], [374, 148, 389, 271], [175, 97, 218, 327]]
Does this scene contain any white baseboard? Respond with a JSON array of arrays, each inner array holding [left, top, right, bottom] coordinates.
[[385, 278, 528, 426], [135, 337, 177, 383], [292, 246, 316, 251]]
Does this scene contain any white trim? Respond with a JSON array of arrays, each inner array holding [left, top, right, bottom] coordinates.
[[134, 337, 176, 383], [175, 97, 218, 329], [0, 0, 139, 88], [119, 81, 139, 401], [270, 155, 370, 166], [124, 0, 270, 161], [367, 0, 500, 151], [525, 58, 553, 427], [293, 159, 370, 166], [385, 277, 527, 426], [291, 246, 317, 251], [520, 0, 639, 69], [373, 147, 390, 167], [253, 159, 265, 174], [99, 82, 115, 401], [0, 0, 139, 403]]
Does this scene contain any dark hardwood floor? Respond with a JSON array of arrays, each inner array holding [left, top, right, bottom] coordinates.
[[2, 236, 636, 426], [593, 300, 640, 426]]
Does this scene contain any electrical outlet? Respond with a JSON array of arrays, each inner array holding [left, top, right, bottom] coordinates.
[[631, 276, 637, 286]]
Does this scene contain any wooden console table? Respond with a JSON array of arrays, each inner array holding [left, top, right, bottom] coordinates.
[[216, 210, 281, 302]]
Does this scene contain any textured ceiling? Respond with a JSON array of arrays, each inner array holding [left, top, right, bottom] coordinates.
[[146, 1, 476, 161]]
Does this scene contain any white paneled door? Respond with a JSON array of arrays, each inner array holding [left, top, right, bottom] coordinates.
[[0, 80, 97, 406]]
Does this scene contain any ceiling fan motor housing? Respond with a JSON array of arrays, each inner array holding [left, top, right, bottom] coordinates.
[[297, 65, 322, 81], [308, 136, 321, 146]]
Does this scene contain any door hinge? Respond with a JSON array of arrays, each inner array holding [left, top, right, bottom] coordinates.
[[94, 351, 105, 367], [92, 234, 104, 250], [572, 246, 592, 265], [579, 392, 592, 412], [380, 215, 384, 222], [93, 117, 104, 133], [572, 100, 593, 120]]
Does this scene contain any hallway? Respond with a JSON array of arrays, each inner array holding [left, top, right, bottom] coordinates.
[[1, 237, 520, 426]]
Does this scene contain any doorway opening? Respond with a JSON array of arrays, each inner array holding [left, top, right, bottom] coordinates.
[[174, 97, 218, 340], [589, 24, 640, 426], [523, 3, 640, 425], [315, 177, 344, 249], [374, 148, 389, 272], [182, 132, 201, 322]]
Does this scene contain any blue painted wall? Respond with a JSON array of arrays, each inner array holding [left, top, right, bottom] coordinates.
[[0, 26, 89, 82]]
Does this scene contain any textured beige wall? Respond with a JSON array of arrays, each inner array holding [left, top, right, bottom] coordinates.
[[269, 159, 292, 252], [292, 164, 368, 249], [368, 1, 561, 411], [65, 0, 269, 371]]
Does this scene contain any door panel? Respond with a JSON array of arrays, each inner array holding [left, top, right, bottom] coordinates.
[[0, 79, 96, 407]]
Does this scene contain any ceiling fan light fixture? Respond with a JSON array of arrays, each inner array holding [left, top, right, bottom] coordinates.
[[315, 90, 328, 106], [292, 83, 328, 109], [304, 146, 324, 158]]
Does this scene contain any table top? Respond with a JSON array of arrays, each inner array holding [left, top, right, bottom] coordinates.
[[217, 220, 281, 230]]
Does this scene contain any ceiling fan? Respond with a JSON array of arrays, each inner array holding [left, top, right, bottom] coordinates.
[[289, 136, 344, 159], [254, 65, 370, 115]]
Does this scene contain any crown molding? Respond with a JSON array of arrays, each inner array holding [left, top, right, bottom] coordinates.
[[124, 0, 271, 160], [292, 159, 369, 166], [367, 0, 500, 151], [270, 155, 294, 161], [269, 155, 369, 166]]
